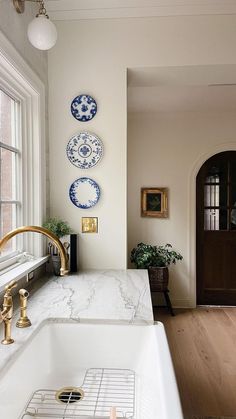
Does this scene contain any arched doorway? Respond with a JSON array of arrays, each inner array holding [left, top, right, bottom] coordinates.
[[196, 151, 236, 305]]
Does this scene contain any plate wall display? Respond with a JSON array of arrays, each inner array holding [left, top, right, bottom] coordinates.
[[69, 177, 100, 209], [71, 94, 97, 122], [66, 132, 103, 169]]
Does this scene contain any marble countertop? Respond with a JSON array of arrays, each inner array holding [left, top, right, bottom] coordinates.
[[0, 269, 153, 371]]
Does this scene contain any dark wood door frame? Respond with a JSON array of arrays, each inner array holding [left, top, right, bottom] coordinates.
[[196, 151, 236, 305]]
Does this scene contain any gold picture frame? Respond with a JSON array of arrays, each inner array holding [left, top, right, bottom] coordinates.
[[141, 188, 168, 218]]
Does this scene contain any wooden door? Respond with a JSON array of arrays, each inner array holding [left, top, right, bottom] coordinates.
[[196, 151, 236, 305]]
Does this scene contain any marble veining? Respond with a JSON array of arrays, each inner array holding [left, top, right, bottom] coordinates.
[[0, 269, 153, 373]]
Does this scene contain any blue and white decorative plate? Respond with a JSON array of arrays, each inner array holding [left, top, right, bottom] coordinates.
[[66, 132, 103, 169], [69, 177, 100, 209], [71, 94, 97, 122]]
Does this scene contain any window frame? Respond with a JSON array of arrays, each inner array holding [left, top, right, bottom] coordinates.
[[0, 31, 46, 268]]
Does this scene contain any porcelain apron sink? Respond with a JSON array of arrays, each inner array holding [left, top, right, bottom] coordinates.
[[0, 321, 183, 419]]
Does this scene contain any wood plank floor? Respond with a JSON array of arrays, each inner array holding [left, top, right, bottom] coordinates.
[[154, 307, 236, 419]]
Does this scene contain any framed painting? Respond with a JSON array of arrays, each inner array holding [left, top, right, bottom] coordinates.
[[141, 187, 168, 218]]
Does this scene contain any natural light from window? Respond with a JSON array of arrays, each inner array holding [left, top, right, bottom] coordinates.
[[0, 89, 20, 259], [0, 33, 45, 287]]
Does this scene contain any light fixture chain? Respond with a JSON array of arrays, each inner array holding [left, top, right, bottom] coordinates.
[[38, 0, 47, 16]]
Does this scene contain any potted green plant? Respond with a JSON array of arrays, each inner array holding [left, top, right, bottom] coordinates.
[[130, 242, 183, 291], [42, 218, 72, 275]]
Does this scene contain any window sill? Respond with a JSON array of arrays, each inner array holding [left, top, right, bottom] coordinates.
[[0, 256, 49, 293]]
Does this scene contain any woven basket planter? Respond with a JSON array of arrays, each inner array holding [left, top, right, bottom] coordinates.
[[148, 266, 169, 291]]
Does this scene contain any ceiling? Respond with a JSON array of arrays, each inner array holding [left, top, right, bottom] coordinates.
[[46, 0, 236, 21], [45, 3, 236, 113], [128, 65, 236, 113]]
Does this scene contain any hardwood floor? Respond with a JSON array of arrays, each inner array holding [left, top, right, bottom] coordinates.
[[154, 307, 236, 419]]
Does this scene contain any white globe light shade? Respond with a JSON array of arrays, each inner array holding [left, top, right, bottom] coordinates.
[[27, 15, 57, 51]]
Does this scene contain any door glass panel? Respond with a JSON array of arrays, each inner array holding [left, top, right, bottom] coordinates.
[[206, 163, 227, 183], [230, 160, 236, 185], [204, 184, 227, 207], [231, 206, 236, 229], [204, 209, 219, 230], [204, 161, 228, 231], [230, 184, 236, 207], [219, 183, 228, 207], [219, 208, 228, 230], [204, 208, 227, 230], [205, 174, 219, 184], [204, 184, 219, 207]]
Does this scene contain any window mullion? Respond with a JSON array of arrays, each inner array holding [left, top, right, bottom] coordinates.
[[0, 200, 20, 204], [0, 142, 19, 153], [0, 146, 1, 239]]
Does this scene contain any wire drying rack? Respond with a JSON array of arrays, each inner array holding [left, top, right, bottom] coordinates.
[[20, 368, 135, 418]]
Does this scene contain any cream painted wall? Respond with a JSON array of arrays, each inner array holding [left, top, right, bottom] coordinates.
[[0, 0, 47, 84], [128, 111, 236, 307], [48, 15, 236, 271]]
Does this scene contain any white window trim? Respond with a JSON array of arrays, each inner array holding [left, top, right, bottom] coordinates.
[[0, 252, 20, 270], [0, 31, 46, 259], [0, 256, 49, 293]]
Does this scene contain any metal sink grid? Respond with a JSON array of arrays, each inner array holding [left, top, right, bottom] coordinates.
[[20, 368, 135, 418]]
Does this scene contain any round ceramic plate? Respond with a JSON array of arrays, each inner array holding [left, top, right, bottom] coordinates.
[[69, 177, 100, 209], [66, 132, 103, 169], [71, 94, 97, 122]]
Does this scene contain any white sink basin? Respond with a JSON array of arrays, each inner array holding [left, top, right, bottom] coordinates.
[[0, 322, 183, 419]]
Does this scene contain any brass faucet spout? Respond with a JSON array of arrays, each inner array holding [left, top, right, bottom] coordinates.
[[0, 226, 69, 276]]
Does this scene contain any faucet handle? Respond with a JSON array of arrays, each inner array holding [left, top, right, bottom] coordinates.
[[5, 280, 17, 293], [19, 289, 29, 298]]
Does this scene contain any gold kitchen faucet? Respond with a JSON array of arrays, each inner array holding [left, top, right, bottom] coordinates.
[[0, 226, 69, 344], [0, 226, 69, 276]]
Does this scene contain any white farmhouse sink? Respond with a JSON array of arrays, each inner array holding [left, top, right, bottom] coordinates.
[[0, 322, 183, 419]]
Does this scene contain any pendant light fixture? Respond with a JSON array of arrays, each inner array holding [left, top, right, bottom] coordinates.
[[13, 0, 57, 50]]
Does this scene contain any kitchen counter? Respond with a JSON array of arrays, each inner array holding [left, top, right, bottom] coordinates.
[[0, 269, 153, 372]]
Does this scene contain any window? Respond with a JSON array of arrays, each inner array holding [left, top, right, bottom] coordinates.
[[0, 89, 20, 259], [0, 31, 46, 280]]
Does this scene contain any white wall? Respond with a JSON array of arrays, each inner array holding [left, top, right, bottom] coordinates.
[[128, 111, 236, 306], [48, 15, 236, 271]]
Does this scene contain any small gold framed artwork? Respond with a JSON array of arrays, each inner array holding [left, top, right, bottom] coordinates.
[[81, 217, 98, 233], [141, 187, 168, 218]]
